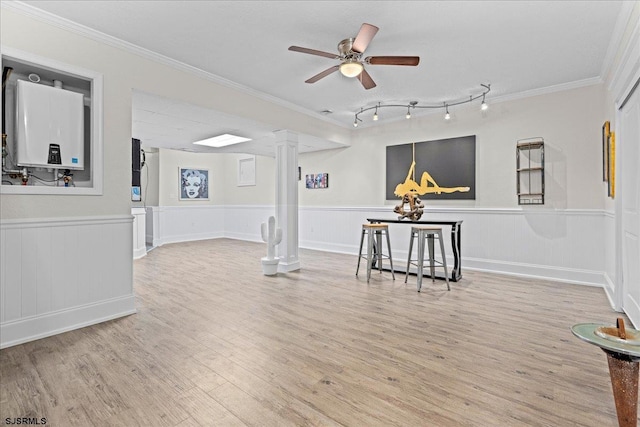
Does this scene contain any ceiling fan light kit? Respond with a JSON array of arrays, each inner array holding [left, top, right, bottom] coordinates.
[[354, 84, 491, 126], [339, 59, 364, 78]]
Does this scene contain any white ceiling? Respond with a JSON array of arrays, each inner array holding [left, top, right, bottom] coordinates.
[[15, 0, 628, 154], [131, 90, 348, 155]]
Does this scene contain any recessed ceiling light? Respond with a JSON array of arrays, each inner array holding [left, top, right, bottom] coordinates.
[[193, 133, 251, 147]]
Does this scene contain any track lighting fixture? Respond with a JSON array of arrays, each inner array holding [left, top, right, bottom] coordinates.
[[353, 83, 491, 126]]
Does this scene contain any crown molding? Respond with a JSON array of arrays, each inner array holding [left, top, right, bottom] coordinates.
[[600, 1, 638, 83], [489, 76, 603, 105], [608, 7, 640, 103], [1, 1, 350, 130]]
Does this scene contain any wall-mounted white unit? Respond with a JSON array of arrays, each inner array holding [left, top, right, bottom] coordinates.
[[16, 80, 84, 170]]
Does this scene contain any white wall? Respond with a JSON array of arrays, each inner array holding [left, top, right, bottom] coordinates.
[[220, 153, 276, 205], [298, 84, 607, 209]]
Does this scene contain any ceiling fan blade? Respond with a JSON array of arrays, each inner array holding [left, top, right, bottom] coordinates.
[[358, 69, 376, 90], [288, 46, 339, 59], [366, 56, 420, 66], [352, 23, 379, 53], [305, 65, 340, 83]]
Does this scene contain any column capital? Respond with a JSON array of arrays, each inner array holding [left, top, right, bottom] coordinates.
[[274, 129, 299, 144]]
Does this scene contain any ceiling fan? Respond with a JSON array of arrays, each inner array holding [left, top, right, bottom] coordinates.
[[288, 23, 420, 90]]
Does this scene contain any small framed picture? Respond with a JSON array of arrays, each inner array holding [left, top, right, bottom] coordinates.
[[305, 174, 315, 189], [305, 173, 328, 189], [179, 168, 209, 200], [237, 155, 256, 186]]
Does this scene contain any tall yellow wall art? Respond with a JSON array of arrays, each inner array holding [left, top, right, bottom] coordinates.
[[609, 131, 616, 199]]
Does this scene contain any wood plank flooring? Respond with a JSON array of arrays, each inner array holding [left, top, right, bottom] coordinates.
[[0, 238, 633, 426]]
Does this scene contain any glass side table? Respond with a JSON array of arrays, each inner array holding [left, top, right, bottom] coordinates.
[[572, 322, 640, 427]]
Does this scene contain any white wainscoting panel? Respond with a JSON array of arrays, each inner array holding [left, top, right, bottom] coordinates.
[[147, 205, 225, 247], [0, 215, 136, 348], [132, 207, 147, 259], [146, 206, 159, 247], [223, 205, 276, 242], [602, 211, 617, 307], [296, 206, 607, 287]]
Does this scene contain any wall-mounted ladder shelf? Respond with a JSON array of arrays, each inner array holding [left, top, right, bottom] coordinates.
[[516, 138, 545, 205]]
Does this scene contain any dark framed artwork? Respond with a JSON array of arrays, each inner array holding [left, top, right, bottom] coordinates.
[[179, 167, 209, 200], [602, 121, 610, 182], [386, 135, 476, 200]]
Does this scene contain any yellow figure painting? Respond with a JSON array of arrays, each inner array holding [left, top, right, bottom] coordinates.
[[394, 160, 471, 197]]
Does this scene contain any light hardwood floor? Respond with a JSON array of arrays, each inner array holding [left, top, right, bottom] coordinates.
[[0, 238, 633, 426]]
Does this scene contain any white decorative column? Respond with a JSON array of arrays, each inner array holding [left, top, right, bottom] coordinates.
[[274, 130, 300, 272]]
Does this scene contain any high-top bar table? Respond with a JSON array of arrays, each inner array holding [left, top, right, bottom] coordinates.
[[367, 218, 463, 282]]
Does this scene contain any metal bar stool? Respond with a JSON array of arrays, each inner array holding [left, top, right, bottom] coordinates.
[[405, 225, 450, 292], [356, 223, 395, 282]]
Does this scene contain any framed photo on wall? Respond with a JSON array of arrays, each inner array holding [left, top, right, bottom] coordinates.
[[179, 167, 209, 200], [237, 155, 256, 186], [305, 174, 315, 189], [305, 173, 328, 189]]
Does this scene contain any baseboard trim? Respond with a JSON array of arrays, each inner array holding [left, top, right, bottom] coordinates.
[[223, 232, 262, 243], [0, 295, 136, 349], [157, 232, 224, 247], [133, 247, 147, 259], [463, 257, 605, 287], [278, 260, 301, 273]]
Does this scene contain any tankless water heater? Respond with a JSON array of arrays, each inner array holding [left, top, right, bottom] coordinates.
[[16, 79, 84, 170]]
